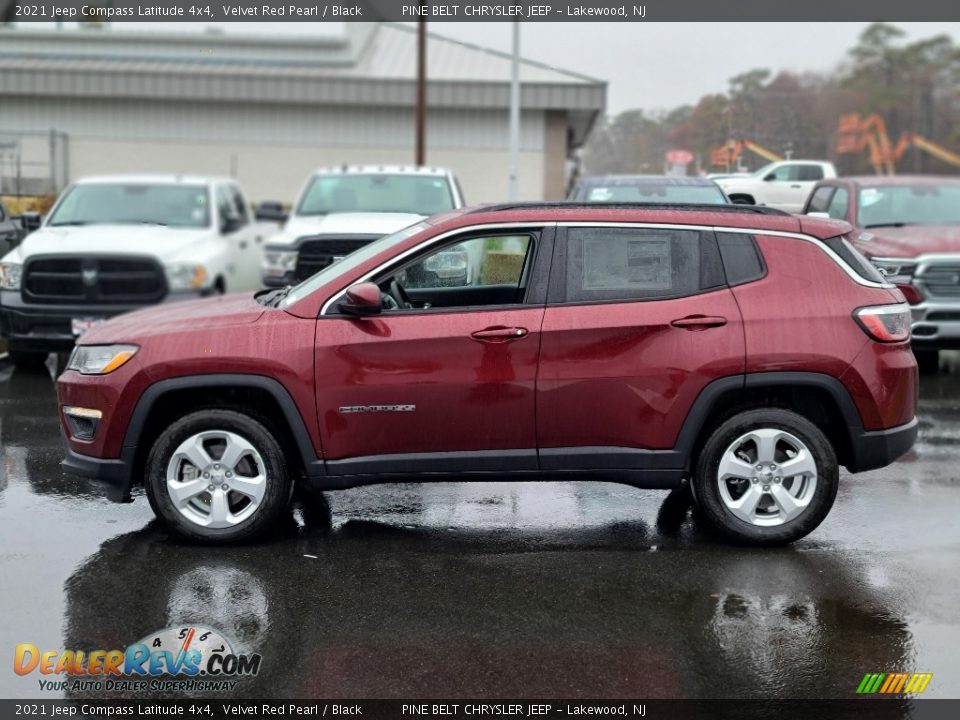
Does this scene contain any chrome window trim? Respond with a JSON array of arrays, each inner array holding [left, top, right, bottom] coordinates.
[[319, 221, 552, 315], [317, 219, 892, 314]]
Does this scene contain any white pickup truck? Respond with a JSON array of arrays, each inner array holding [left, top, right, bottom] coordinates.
[[0, 174, 271, 369], [714, 160, 838, 213], [261, 165, 465, 287]]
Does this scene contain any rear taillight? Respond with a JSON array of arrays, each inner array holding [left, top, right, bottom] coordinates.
[[854, 303, 912, 343]]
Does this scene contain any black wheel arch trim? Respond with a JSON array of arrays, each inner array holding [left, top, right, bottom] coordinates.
[[121, 373, 325, 478], [674, 370, 910, 473]]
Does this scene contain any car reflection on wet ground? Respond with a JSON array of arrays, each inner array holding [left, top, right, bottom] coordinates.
[[0, 354, 957, 700]]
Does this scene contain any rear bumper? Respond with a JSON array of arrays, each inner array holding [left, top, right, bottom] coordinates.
[[847, 417, 918, 473]]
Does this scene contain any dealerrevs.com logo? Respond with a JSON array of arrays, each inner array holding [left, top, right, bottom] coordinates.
[[14, 625, 261, 693]]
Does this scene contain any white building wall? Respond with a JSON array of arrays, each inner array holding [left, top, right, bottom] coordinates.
[[1, 97, 550, 203], [67, 139, 546, 204]]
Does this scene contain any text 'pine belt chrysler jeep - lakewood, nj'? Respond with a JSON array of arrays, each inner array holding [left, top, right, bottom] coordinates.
[[0, 175, 271, 369], [57, 203, 918, 546]]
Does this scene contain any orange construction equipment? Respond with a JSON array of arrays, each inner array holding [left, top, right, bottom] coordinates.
[[710, 139, 783, 169], [835, 113, 960, 174]]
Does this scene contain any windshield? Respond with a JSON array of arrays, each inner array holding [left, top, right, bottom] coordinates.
[[47, 183, 211, 228], [296, 174, 455, 217], [282, 221, 430, 308], [858, 185, 960, 227], [578, 182, 726, 204]]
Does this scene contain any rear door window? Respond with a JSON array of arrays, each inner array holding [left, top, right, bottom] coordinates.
[[552, 227, 723, 303]]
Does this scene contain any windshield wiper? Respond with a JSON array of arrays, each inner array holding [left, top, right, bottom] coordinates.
[[49, 221, 89, 227], [864, 222, 908, 228], [257, 286, 293, 307]]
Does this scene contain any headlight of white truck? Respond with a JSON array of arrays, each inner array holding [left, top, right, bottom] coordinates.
[[0, 261, 22, 290], [165, 263, 208, 291], [262, 249, 299, 278]]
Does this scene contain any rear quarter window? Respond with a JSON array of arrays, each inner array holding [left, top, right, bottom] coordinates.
[[822, 235, 887, 284], [717, 232, 766, 286]]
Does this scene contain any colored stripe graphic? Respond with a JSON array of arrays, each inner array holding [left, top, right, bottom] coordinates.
[[857, 672, 932, 694]]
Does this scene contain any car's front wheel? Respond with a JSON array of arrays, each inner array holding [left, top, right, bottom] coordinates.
[[145, 410, 292, 543], [692, 408, 838, 545]]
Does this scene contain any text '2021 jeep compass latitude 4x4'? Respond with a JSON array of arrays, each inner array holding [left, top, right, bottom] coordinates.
[[57, 203, 918, 545]]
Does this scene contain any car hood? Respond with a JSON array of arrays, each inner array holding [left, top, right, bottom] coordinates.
[[854, 224, 960, 259], [79, 292, 265, 345], [7, 224, 212, 261], [282, 212, 424, 240]]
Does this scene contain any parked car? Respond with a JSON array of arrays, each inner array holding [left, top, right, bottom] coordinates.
[[261, 165, 465, 287], [568, 175, 729, 204], [715, 160, 837, 212], [58, 202, 917, 546], [804, 175, 960, 372], [0, 175, 271, 370], [0, 199, 19, 254]]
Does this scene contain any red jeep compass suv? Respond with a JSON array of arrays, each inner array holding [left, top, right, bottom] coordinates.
[[57, 203, 918, 545]]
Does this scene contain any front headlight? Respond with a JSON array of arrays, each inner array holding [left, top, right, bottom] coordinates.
[[66, 344, 139, 375], [165, 263, 208, 291], [262, 249, 298, 278], [0, 261, 22, 290]]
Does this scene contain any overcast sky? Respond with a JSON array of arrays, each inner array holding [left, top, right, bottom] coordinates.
[[20, 21, 960, 114]]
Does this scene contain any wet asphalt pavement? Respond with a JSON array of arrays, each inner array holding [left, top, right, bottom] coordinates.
[[0, 355, 958, 701]]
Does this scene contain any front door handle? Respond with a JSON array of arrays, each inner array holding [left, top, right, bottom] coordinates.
[[471, 326, 528, 342], [671, 315, 728, 330], [790, 184, 802, 189]]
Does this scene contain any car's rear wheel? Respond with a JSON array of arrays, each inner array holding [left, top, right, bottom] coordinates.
[[145, 410, 292, 543], [692, 408, 838, 545]]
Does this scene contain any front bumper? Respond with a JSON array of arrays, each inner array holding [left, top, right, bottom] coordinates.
[[847, 417, 918, 473], [0, 288, 205, 352], [61, 432, 134, 503], [910, 300, 960, 349]]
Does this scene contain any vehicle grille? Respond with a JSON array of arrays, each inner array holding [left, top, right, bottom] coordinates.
[[295, 235, 381, 281], [918, 264, 960, 299], [22, 255, 166, 305]]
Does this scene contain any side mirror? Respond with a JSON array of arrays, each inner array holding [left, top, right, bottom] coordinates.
[[254, 201, 289, 224], [339, 282, 382, 316], [220, 214, 242, 234], [763, 173, 777, 182], [806, 211, 831, 219], [19, 212, 42, 233]]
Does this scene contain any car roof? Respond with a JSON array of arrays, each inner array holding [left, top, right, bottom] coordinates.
[[578, 175, 719, 187], [310, 165, 454, 177], [836, 175, 960, 187], [74, 174, 233, 186], [428, 202, 852, 240]]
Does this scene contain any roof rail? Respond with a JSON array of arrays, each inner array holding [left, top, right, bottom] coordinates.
[[467, 201, 790, 216]]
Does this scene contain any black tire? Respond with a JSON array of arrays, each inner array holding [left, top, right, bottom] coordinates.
[[8, 349, 49, 372], [692, 408, 839, 546], [914, 349, 939, 374], [145, 409, 292, 544]]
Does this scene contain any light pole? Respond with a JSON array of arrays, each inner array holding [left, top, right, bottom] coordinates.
[[508, 22, 520, 201]]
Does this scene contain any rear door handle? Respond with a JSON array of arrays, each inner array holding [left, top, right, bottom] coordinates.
[[671, 315, 728, 330], [471, 326, 528, 342]]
